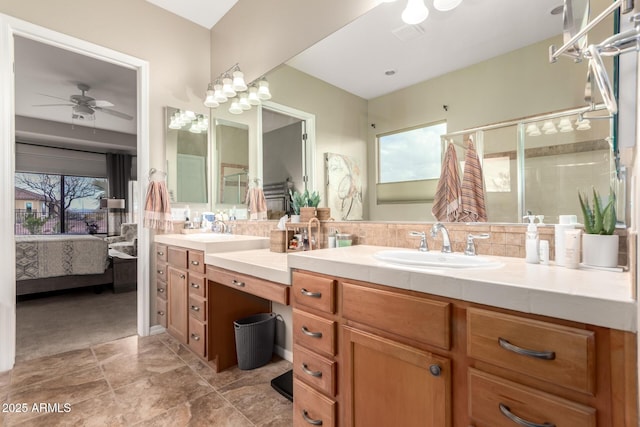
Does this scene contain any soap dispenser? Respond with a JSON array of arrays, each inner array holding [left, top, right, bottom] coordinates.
[[524, 215, 539, 264]]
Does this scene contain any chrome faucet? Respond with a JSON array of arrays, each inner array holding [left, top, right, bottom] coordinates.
[[213, 219, 227, 234], [464, 233, 490, 256], [409, 231, 429, 252], [430, 223, 452, 253]]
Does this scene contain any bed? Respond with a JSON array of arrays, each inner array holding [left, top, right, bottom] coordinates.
[[15, 235, 113, 296]]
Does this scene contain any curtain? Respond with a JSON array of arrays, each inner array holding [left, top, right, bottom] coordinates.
[[106, 153, 132, 215]]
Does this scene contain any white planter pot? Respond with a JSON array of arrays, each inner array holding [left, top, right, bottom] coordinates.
[[582, 234, 619, 268], [290, 214, 301, 223]]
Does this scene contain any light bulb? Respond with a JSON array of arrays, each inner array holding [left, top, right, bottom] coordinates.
[[232, 70, 248, 92], [248, 86, 261, 105], [402, 0, 429, 25], [433, 0, 462, 12], [222, 75, 236, 98], [203, 84, 219, 108], [228, 98, 243, 115], [257, 79, 272, 100]]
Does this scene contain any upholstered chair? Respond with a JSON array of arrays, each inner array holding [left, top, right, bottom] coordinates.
[[104, 223, 138, 257]]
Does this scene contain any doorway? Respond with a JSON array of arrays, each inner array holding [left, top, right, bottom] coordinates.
[[0, 14, 151, 371]]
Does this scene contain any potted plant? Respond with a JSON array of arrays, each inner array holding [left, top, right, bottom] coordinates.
[[290, 190, 305, 223], [298, 189, 318, 222], [578, 187, 618, 268]]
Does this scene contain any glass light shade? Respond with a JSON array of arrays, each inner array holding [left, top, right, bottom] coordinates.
[[203, 85, 219, 108], [402, 0, 429, 24], [558, 118, 573, 132], [433, 0, 462, 12], [232, 70, 248, 92], [222, 76, 236, 98], [257, 80, 272, 100], [544, 124, 558, 135], [541, 120, 555, 131], [188, 120, 201, 133], [525, 124, 538, 133], [239, 93, 251, 110], [197, 116, 207, 131], [228, 98, 243, 115], [576, 118, 591, 130], [528, 128, 541, 136], [213, 82, 227, 103], [248, 86, 261, 105]]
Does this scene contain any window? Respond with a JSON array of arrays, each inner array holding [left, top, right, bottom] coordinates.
[[15, 172, 108, 235], [376, 122, 446, 204]]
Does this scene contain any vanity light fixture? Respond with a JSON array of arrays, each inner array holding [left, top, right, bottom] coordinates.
[[169, 110, 208, 132], [203, 63, 272, 114], [381, 0, 462, 25], [433, 0, 462, 12]]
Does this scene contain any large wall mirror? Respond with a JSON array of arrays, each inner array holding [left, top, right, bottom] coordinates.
[[216, 119, 249, 205], [258, 0, 624, 224], [165, 106, 209, 204]]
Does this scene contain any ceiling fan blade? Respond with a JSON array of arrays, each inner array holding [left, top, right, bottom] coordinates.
[[94, 107, 133, 120], [89, 100, 114, 108], [36, 93, 72, 102], [33, 103, 74, 107]]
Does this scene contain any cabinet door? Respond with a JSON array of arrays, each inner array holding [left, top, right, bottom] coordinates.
[[342, 326, 451, 427], [167, 266, 188, 344]]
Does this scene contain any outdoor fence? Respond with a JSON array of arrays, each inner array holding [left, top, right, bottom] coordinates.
[[14, 209, 108, 235]]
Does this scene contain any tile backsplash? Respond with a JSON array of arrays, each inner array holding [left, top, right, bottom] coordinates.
[[227, 220, 630, 268]]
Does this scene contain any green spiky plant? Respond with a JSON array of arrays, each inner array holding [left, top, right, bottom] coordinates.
[[306, 191, 321, 208], [578, 187, 616, 235], [290, 190, 306, 215]]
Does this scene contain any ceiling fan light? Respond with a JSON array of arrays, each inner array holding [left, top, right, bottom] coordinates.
[[257, 79, 272, 100], [228, 98, 243, 115], [203, 84, 219, 108], [232, 70, 248, 92], [433, 0, 462, 12], [402, 0, 429, 25], [222, 76, 236, 98], [248, 86, 261, 105]]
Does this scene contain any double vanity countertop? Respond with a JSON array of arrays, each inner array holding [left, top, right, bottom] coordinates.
[[156, 233, 637, 332]]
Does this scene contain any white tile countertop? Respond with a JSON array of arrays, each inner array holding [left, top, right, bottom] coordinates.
[[287, 245, 637, 332], [205, 249, 290, 285], [155, 233, 269, 252]]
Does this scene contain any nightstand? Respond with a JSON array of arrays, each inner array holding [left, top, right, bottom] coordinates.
[[110, 252, 137, 293]]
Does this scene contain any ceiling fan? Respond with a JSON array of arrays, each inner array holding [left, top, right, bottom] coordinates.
[[34, 83, 133, 121]]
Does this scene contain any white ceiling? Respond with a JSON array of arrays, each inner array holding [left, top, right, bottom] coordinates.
[[145, 0, 238, 29]]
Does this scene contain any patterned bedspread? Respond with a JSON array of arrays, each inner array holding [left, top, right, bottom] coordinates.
[[15, 235, 109, 281]]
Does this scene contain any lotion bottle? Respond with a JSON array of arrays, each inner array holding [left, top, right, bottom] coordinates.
[[524, 215, 539, 264]]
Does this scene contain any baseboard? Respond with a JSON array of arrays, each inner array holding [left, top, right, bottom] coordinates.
[[149, 325, 166, 336], [274, 345, 292, 362]]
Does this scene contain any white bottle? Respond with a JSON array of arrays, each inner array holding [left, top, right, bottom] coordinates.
[[539, 240, 550, 265], [554, 215, 576, 266], [524, 215, 539, 264], [564, 229, 581, 269]]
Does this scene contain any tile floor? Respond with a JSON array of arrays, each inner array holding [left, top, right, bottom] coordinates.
[[0, 333, 293, 426]]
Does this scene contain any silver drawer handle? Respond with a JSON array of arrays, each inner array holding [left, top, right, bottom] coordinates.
[[157, 251, 164, 256], [157, 270, 164, 275], [498, 338, 556, 360], [302, 363, 322, 378], [190, 282, 200, 289], [301, 288, 322, 298], [157, 287, 165, 293], [190, 333, 200, 341], [191, 260, 200, 266], [157, 310, 165, 316], [232, 279, 245, 287], [179, 274, 186, 279], [190, 305, 200, 312], [302, 410, 322, 426], [301, 326, 322, 338], [499, 403, 555, 427]]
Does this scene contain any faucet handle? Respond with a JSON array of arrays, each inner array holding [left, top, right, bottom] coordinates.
[[464, 233, 490, 256], [409, 231, 428, 252]]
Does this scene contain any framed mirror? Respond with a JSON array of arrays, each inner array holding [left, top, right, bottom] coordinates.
[[215, 119, 249, 205], [165, 107, 209, 204]]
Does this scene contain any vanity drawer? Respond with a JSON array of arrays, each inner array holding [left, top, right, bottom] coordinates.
[[293, 378, 336, 427], [167, 246, 187, 268], [468, 368, 596, 427], [188, 317, 206, 358], [188, 272, 207, 298], [342, 281, 451, 350], [156, 297, 167, 328], [467, 308, 595, 393], [156, 262, 167, 283], [293, 308, 336, 357], [292, 271, 336, 314], [293, 344, 337, 397], [156, 280, 167, 300], [156, 244, 168, 263], [188, 250, 205, 274], [208, 266, 289, 305], [188, 295, 207, 322]]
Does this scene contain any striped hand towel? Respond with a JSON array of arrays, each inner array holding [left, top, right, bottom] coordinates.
[[143, 181, 174, 231], [245, 187, 268, 220], [460, 139, 487, 222], [431, 142, 462, 222]]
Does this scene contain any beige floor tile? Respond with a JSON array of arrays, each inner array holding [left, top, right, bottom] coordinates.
[[9, 348, 96, 388], [92, 334, 165, 364], [220, 382, 293, 426]]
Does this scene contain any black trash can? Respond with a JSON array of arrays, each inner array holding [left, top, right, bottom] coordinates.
[[234, 312, 276, 370]]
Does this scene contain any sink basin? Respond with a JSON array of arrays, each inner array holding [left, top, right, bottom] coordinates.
[[374, 250, 503, 269]]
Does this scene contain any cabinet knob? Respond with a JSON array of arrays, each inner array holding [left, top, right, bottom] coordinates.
[[179, 274, 186, 279], [191, 260, 200, 266], [429, 364, 441, 377], [498, 337, 556, 360], [157, 310, 165, 316], [302, 410, 323, 426], [190, 282, 200, 289], [301, 326, 323, 339], [300, 288, 322, 298], [157, 270, 164, 275], [157, 288, 165, 293], [190, 305, 200, 312], [232, 279, 245, 287], [302, 363, 323, 378], [499, 403, 555, 427], [190, 333, 200, 341], [157, 251, 164, 256]]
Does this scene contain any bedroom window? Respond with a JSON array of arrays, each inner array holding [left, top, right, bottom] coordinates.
[[15, 172, 108, 235]]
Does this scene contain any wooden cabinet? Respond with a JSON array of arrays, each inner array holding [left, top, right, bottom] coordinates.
[[155, 244, 168, 328], [167, 265, 188, 343]]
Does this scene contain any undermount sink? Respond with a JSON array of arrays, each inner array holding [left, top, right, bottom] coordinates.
[[374, 249, 503, 269]]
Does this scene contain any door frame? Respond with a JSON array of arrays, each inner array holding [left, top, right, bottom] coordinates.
[[0, 13, 151, 371]]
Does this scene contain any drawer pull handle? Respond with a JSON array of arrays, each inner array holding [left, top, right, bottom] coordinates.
[[157, 251, 164, 256], [302, 410, 323, 426], [157, 270, 164, 275], [191, 260, 200, 266], [498, 338, 556, 360], [302, 363, 323, 378], [301, 288, 322, 298], [499, 403, 555, 427], [190, 333, 200, 341], [429, 364, 441, 377], [190, 282, 200, 289], [157, 310, 165, 316], [232, 279, 246, 287], [190, 305, 200, 312], [179, 274, 186, 279], [157, 287, 165, 293], [301, 326, 323, 338]]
